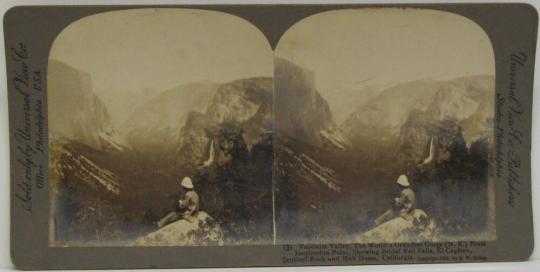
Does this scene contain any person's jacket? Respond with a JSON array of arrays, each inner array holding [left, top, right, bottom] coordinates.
[[179, 190, 200, 222], [398, 188, 416, 219]]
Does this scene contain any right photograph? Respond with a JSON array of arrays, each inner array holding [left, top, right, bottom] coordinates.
[[273, 8, 496, 244]]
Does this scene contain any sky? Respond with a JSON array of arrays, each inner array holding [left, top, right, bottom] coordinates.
[[275, 8, 495, 92], [49, 8, 273, 97]]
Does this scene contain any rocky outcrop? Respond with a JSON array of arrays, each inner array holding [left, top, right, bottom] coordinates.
[[273, 59, 349, 243], [354, 210, 437, 243], [48, 60, 127, 151], [354, 217, 426, 243], [174, 112, 219, 168], [133, 211, 223, 246], [174, 77, 272, 166], [274, 58, 336, 146], [397, 114, 469, 169], [275, 145, 341, 193], [206, 77, 273, 148], [341, 75, 494, 148], [120, 77, 272, 166]]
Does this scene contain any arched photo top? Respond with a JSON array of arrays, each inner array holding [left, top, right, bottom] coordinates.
[[275, 8, 495, 94], [49, 8, 273, 95]]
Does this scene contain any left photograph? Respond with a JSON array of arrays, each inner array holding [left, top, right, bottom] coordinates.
[[48, 9, 274, 246]]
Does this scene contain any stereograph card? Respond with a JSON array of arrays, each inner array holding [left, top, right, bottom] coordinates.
[[4, 3, 537, 269]]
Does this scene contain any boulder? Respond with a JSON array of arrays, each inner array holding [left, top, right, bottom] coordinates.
[[354, 209, 438, 243], [133, 211, 224, 246]]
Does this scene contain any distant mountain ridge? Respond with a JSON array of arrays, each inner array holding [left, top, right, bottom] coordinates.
[[121, 82, 219, 152], [341, 75, 495, 147], [320, 84, 385, 125], [97, 86, 160, 129]]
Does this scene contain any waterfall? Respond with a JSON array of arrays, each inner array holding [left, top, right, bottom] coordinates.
[[420, 137, 435, 166], [201, 140, 215, 168]]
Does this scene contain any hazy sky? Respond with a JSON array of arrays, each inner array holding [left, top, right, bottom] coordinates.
[[50, 8, 273, 97], [275, 8, 495, 92]]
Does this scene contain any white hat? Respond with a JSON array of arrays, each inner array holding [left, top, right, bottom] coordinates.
[[181, 177, 194, 189], [396, 175, 410, 187]]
